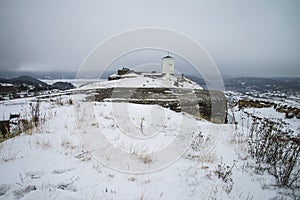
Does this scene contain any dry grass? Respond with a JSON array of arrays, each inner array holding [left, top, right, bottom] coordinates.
[[0, 150, 17, 162], [128, 176, 136, 182], [92, 163, 103, 173], [35, 139, 52, 149], [129, 146, 139, 156], [60, 138, 76, 150], [136, 191, 148, 200], [108, 172, 114, 178], [191, 151, 217, 163], [91, 122, 98, 127], [139, 154, 152, 164], [74, 150, 91, 162]]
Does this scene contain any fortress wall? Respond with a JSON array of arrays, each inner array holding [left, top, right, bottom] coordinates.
[[91, 87, 227, 123]]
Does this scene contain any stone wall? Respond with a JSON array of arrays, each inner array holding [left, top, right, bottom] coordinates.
[[89, 87, 227, 123]]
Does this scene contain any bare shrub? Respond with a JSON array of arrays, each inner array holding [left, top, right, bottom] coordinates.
[[191, 132, 205, 152], [61, 138, 76, 150], [247, 117, 300, 188], [140, 116, 145, 135], [139, 154, 152, 164], [198, 151, 218, 163], [29, 100, 40, 127], [128, 176, 136, 182], [68, 98, 73, 105], [74, 150, 91, 162], [13, 185, 36, 199], [18, 119, 34, 135], [214, 158, 236, 193], [56, 97, 63, 106], [129, 146, 139, 156], [35, 139, 52, 149]]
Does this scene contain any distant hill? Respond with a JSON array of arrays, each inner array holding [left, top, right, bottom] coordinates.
[[51, 82, 75, 90], [224, 77, 300, 93], [0, 76, 75, 100], [10, 76, 49, 88], [0, 76, 75, 90], [183, 75, 300, 95]]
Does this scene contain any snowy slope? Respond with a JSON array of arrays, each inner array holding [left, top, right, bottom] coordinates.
[[0, 92, 289, 200], [77, 75, 203, 90]]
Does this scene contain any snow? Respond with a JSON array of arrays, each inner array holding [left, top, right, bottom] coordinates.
[[228, 103, 299, 137], [77, 75, 203, 90], [244, 107, 299, 131], [0, 80, 298, 199], [0, 98, 35, 121], [0, 83, 13, 87]]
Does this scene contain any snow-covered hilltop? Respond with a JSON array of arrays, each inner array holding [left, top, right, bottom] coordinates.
[[0, 57, 299, 199], [73, 72, 226, 123], [79, 73, 203, 90], [0, 84, 299, 199], [1, 93, 296, 199], [79, 55, 202, 90], [72, 56, 228, 124]]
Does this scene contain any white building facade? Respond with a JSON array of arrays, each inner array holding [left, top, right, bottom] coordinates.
[[161, 56, 174, 75]]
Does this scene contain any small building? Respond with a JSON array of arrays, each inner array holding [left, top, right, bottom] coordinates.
[[117, 67, 133, 75], [108, 55, 175, 81], [161, 55, 175, 75]]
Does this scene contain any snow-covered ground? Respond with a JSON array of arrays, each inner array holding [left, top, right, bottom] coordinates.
[[41, 74, 202, 91], [226, 90, 300, 136], [0, 95, 295, 199], [77, 75, 203, 90], [233, 106, 299, 135], [0, 79, 299, 199]]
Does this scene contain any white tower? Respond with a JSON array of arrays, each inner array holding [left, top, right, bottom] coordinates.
[[161, 55, 174, 75]]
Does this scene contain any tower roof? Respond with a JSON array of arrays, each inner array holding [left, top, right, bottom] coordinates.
[[162, 55, 173, 59]]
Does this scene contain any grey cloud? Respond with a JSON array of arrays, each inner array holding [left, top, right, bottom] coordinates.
[[0, 0, 299, 77]]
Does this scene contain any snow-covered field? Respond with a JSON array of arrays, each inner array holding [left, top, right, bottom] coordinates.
[[0, 80, 299, 199]]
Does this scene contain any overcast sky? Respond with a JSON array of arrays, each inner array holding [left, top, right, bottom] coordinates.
[[0, 0, 300, 77]]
